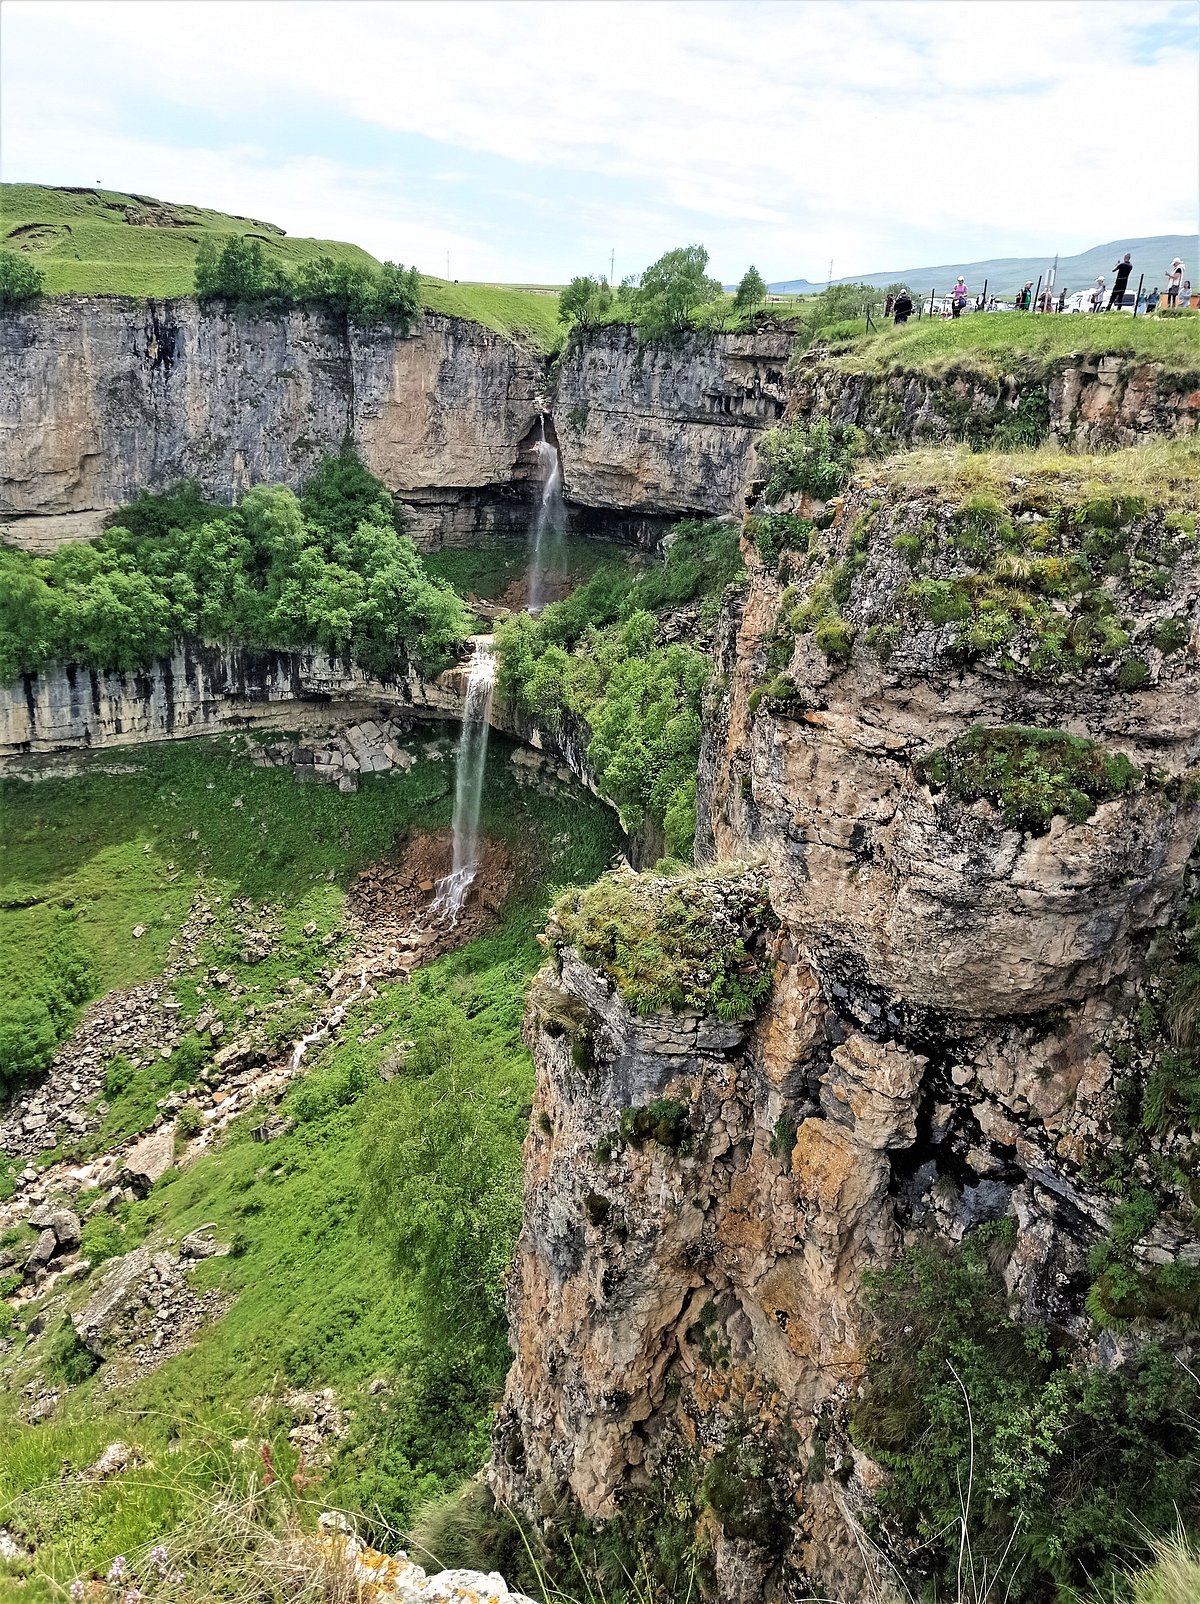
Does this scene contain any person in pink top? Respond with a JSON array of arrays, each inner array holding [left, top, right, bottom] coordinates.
[[950, 276, 968, 318]]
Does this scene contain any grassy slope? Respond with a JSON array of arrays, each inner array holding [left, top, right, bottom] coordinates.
[[822, 309, 1200, 377], [865, 435, 1200, 510], [0, 737, 621, 1596], [0, 184, 563, 350], [421, 535, 639, 603]]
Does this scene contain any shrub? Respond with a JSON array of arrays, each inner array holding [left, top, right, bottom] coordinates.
[[194, 235, 294, 310], [0, 996, 57, 1093], [854, 1231, 1200, 1600], [759, 418, 865, 502], [552, 867, 775, 1020], [0, 249, 44, 310], [915, 725, 1144, 833]]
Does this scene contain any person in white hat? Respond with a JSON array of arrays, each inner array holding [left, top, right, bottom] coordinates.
[[1166, 258, 1185, 308]]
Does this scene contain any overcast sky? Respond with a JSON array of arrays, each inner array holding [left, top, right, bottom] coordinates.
[[2, 0, 1197, 284]]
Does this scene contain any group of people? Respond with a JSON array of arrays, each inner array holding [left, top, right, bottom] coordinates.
[[884, 253, 1189, 325], [1083, 254, 1189, 313]]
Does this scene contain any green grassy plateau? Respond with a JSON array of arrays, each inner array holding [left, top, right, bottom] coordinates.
[[823, 308, 1200, 376], [0, 184, 563, 349]]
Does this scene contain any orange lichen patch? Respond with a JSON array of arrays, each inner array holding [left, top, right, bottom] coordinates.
[[790, 1118, 861, 1212]]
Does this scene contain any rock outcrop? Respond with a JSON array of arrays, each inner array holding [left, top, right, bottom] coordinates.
[[554, 324, 794, 517], [0, 298, 544, 548], [791, 352, 1200, 450], [0, 639, 461, 761], [493, 467, 1200, 1599]]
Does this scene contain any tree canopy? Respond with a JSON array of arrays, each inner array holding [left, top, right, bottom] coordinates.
[[734, 266, 768, 313], [194, 235, 422, 326], [0, 449, 469, 681], [626, 244, 724, 341]]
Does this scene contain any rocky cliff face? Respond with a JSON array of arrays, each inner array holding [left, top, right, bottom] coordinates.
[[493, 468, 1200, 1599], [0, 640, 462, 761], [0, 302, 796, 551], [554, 324, 794, 517], [0, 298, 544, 548], [791, 352, 1200, 450]]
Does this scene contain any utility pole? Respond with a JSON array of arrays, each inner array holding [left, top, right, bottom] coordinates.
[[446, 251, 450, 281], [828, 258, 833, 288], [610, 248, 615, 287]]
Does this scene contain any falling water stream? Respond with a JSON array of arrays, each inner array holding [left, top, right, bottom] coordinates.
[[528, 415, 565, 613], [430, 638, 497, 922]]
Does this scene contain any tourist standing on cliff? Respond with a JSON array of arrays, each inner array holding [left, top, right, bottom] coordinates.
[[1089, 277, 1106, 311], [1166, 258, 1185, 306], [893, 290, 913, 324], [1107, 253, 1133, 309], [1017, 282, 1033, 310], [950, 276, 968, 317]]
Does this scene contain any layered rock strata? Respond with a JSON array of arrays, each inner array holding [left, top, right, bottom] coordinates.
[[494, 478, 1200, 1599], [791, 352, 1200, 450]]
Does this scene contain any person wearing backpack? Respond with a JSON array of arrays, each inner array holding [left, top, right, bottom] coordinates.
[[950, 276, 968, 317]]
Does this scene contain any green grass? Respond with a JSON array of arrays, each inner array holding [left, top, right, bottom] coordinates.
[[0, 184, 564, 350], [825, 309, 1200, 377], [0, 737, 622, 1597]]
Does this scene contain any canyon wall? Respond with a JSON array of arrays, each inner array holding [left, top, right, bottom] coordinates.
[[553, 324, 793, 517], [0, 301, 796, 552], [0, 640, 462, 764], [0, 298, 544, 549], [493, 474, 1200, 1599], [790, 351, 1200, 449]]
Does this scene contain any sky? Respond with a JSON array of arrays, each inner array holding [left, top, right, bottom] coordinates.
[[2, 0, 1197, 285]]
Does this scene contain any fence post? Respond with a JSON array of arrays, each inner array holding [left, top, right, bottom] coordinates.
[[1032, 273, 1042, 313], [980, 277, 988, 311], [1132, 272, 1144, 318], [929, 285, 936, 318]]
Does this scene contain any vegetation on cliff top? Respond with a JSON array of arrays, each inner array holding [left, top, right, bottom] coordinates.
[[915, 725, 1148, 833], [0, 450, 470, 684], [822, 306, 1200, 377], [753, 438, 1198, 685], [551, 866, 775, 1020], [0, 184, 564, 350]]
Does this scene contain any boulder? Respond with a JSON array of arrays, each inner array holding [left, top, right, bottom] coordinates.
[[120, 1130, 174, 1196]]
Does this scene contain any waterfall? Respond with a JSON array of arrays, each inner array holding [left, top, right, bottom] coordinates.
[[430, 638, 497, 922], [528, 415, 565, 613]]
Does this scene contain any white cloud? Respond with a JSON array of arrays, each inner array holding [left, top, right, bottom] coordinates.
[[2, 0, 1196, 282]]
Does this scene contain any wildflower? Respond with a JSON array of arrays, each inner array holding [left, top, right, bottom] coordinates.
[[147, 1545, 169, 1572], [68, 1584, 86, 1603], [107, 1556, 127, 1583], [122, 1590, 143, 1604]]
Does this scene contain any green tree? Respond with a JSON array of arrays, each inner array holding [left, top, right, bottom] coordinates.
[[374, 261, 423, 329], [0, 250, 44, 311], [734, 266, 767, 315], [294, 254, 377, 317], [559, 274, 613, 330], [629, 244, 723, 341], [194, 234, 294, 309]]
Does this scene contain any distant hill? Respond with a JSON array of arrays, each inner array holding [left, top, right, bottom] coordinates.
[[768, 236, 1197, 300], [0, 183, 564, 349]]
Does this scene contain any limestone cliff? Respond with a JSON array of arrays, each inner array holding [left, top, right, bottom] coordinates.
[[0, 298, 544, 548], [0, 301, 795, 550], [791, 351, 1200, 450], [553, 324, 793, 517], [492, 467, 1200, 1599]]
